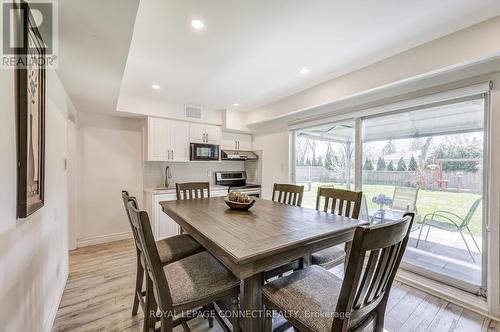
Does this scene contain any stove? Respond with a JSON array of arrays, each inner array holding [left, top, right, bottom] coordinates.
[[214, 171, 261, 197]]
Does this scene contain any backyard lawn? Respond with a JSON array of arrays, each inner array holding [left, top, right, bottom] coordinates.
[[298, 182, 483, 235]]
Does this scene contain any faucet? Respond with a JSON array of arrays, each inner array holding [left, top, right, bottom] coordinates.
[[164, 165, 172, 188]]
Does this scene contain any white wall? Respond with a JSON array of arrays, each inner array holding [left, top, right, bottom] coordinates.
[[76, 112, 143, 247], [0, 69, 73, 331], [252, 132, 290, 199]]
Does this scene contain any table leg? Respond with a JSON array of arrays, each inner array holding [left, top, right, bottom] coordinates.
[[242, 272, 264, 332]]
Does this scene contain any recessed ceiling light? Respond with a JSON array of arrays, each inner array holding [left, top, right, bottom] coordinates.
[[191, 19, 204, 29], [152, 84, 160, 90], [233, 103, 239, 107], [299, 68, 310, 75]]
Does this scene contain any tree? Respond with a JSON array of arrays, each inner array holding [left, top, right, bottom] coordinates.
[[363, 158, 374, 171], [317, 156, 324, 167], [305, 158, 311, 166], [311, 157, 318, 166], [429, 140, 481, 172], [397, 157, 407, 171], [408, 155, 418, 171], [387, 160, 396, 171], [376, 157, 386, 171]]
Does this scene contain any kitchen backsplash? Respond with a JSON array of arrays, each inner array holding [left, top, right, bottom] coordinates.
[[245, 150, 262, 185], [144, 161, 245, 188]]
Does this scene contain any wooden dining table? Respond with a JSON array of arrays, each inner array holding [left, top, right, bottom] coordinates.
[[160, 197, 369, 332]]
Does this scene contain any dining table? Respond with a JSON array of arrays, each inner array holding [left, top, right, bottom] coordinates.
[[160, 196, 369, 332]]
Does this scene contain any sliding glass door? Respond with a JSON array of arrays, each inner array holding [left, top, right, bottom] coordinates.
[[360, 95, 487, 295], [291, 93, 488, 296]]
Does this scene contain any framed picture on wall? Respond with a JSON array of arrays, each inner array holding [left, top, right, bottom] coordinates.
[[16, 1, 46, 218]]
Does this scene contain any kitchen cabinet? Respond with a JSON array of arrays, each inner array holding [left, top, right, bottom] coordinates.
[[144, 117, 189, 161], [144, 187, 229, 240], [221, 132, 252, 150], [189, 123, 221, 145]]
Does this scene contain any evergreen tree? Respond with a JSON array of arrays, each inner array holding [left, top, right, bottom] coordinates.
[[387, 160, 395, 171], [317, 156, 324, 167], [363, 158, 374, 171], [376, 157, 386, 171], [305, 158, 311, 166], [397, 157, 407, 171], [311, 157, 318, 166], [408, 156, 418, 171]]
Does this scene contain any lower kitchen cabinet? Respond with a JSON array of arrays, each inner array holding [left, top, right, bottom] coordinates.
[[144, 188, 229, 240]]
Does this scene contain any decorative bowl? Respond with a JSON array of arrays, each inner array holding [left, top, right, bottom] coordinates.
[[224, 197, 256, 211]]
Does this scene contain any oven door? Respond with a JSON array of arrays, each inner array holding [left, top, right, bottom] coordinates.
[[190, 143, 220, 161]]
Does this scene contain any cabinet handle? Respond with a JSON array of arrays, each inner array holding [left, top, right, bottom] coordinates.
[[171, 149, 174, 160], [206, 133, 209, 142]]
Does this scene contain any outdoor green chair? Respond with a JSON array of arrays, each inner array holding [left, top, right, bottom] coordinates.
[[416, 197, 482, 263]]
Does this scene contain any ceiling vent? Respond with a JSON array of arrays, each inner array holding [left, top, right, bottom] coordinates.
[[185, 105, 202, 120]]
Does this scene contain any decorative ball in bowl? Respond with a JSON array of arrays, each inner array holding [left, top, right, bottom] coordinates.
[[224, 190, 256, 211]]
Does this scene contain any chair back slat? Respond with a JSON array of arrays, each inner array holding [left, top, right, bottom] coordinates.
[[272, 184, 304, 207], [176, 182, 210, 200], [316, 187, 362, 219], [126, 200, 173, 310], [332, 213, 415, 332]]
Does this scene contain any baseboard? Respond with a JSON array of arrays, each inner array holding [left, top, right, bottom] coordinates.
[[396, 269, 499, 321], [76, 231, 133, 247], [43, 266, 69, 332]]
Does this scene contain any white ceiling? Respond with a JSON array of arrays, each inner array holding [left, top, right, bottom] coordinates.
[[117, 0, 500, 113], [56, 0, 139, 114]]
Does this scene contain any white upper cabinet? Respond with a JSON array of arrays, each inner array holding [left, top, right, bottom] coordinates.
[[189, 123, 221, 145], [145, 117, 189, 161], [221, 132, 252, 150]]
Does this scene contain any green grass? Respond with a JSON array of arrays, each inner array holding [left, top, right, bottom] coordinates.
[[298, 182, 483, 236]]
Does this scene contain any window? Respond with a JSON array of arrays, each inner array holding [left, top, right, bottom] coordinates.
[[293, 120, 355, 209], [291, 91, 489, 296]]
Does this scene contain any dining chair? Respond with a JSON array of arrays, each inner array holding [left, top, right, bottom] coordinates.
[[272, 183, 305, 206], [126, 198, 241, 332], [176, 182, 210, 200], [263, 213, 415, 332], [312, 187, 363, 269], [121, 191, 204, 319], [175, 182, 211, 234], [265, 183, 305, 281]]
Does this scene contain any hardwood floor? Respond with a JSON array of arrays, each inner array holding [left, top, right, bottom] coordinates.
[[53, 239, 499, 332]]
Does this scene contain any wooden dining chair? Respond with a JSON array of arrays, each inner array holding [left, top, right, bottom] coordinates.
[[263, 213, 415, 332], [126, 198, 241, 332], [265, 184, 305, 281], [121, 191, 204, 319], [312, 187, 363, 269], [272, 183, 304, 206], [176, 182, 210, 200]]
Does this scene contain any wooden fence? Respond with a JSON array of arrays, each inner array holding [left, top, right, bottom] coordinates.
[[295, 166, 482, 193]]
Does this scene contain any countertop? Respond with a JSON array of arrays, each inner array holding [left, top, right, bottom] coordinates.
[[144, 185, 229, 195]]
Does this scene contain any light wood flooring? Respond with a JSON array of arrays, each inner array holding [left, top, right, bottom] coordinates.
[[52, 239, 499, 332]]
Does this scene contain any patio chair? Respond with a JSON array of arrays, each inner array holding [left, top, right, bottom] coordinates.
[[391, 186, 419, 213], [368, 186, 419, 223], [416, 198, 482, 263]]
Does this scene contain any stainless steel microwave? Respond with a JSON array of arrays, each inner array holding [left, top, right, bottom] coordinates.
[[190, 143, 220, 161]]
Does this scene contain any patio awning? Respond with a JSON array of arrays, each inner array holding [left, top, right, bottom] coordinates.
[[297, 97, 484, 143], [363, 98, 484, 142]]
